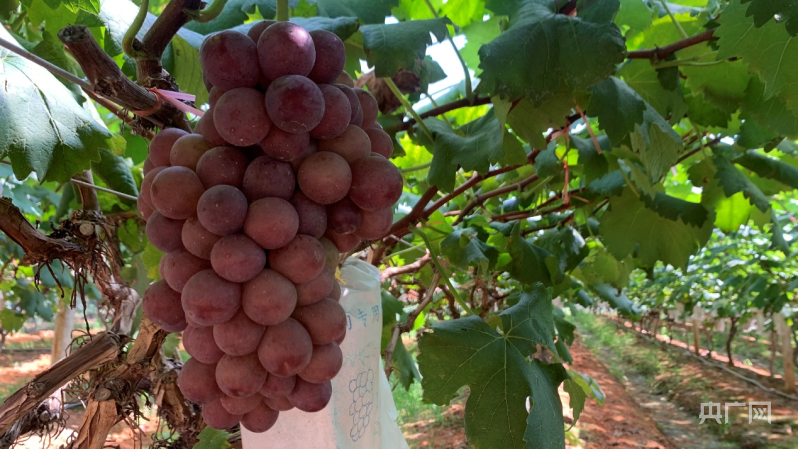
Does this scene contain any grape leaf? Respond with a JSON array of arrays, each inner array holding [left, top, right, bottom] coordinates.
[[460, 16, 502, 75], [716, 0, 798, 113], [615, 0, 653, 37], [440, 228, 499, 271], [142, 241, 163, 280], [506, 89, 585, 150], [0, 309, 26, 333], [563, 378, 587, 423], [740, 0, 798, 36], [590, 282, 640, 316], [507, 224, 561, 286], [361, 18, 452, 77], [712, 156, 770, 212], [478, 0, 625, 105], [740, 77, 798, 139], [619, 60, 688, 124], [185, 0, 280, 34], [418, 284, 566, 449], [0, 26, 124, 182], [194, 427, 231, 449], [380, 291, 420, 389], [733, 150, 798, 189], [313, 0, 397, 24], [599, 188, 714, 268], [572, 136, 609, 182], [168, 36, 208, 107], [91, 149, 138, 203]]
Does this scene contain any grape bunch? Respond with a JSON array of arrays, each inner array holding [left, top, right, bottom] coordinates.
[[136, 20, 403, 434]]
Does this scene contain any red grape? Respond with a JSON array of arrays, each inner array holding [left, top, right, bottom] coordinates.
[[336, 71, 355, 87], [162, 248, 211, 292], [317, 124, 371, 164], [244, 198, 299, 249], [197, 185, 248, 236], [241, 401, 279, 433], [170, 134, 212, 170], [263, 396, 294, 411], [140, 165, 166, 209], [198, 108, 228, 147], [268, 235, 325, 283], [324, 229, 360, 253], [297, 152, 351, 205], [137, 196, 154, 221], [183, 325, 224, 364], [292, 298, 347, 345], [289, 191, 327, 238], [257, 318, 313, 376], [260, 127, 310, 161], [327, 197, 362, 235], [209, 86, 224, 108], [265, 75, 325, 134], [178, 358, 222, 404], [182, 216, 222, 260], [211, 234, 266, 282], [143, 157, 155, 175], [310, 84, 351, 140], [247, 20, 276, 42], [365, 127, 393, 158], [216, 353, 267, 397], [214, 88, 272, 146], [149, 128, 187, 167], [146, 211, 184, 252], [288, 379, 332, 412], [348, 155, 403, 211], [308, 30, 346, 84], [200, 30, 260, 90], [242, 269, 297, 326], [355, 207, 393, 240], [299, 343, 343, 384], [182, 269, 241, 326], [202, 399, 242, 429], [196, 146, 249, 188], [143, 280, 186, 332], [289, 139, 318, 172], [295, 268, 334, 306], [319, 237, 339, 271], [242, 156, 295, 201], [257, 22, 315, 81], [334, 84, 362, 126], [259, 374, 296, 398], [220, 393, 262, 415], [213, 308, 266, 356], [355, 88, 378, 129], [329, 280, 341, 301], [151, 167, 205, 220]]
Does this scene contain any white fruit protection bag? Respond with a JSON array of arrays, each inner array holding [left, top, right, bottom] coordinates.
[[242, 258, 410, 449]]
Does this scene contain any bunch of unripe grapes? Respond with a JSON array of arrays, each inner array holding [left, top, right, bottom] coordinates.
[[136, 20, 402, 434]]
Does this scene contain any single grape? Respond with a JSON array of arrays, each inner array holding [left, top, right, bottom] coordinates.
[[329, 280, 341, 301], [324, 229, 360, 253], [182, 217, 222, 260], [365, 127, 393, 159], [288, 379, 332, 412], [307, 30, 346, 84], [209, 86, 224, 108], [257, 318, 313, 376], [146, 212, 184, 252], [162, 248, 211, 292], [257, 22, 316, 81], [242, 269, 297, 326], [214, 88, 272, 147], [196, 146, 249, 188], [296, 268, 334, 307], [151, 167, 205, 220], [182, 269, 241, 326], [140, 165, 166, 211], [335, 71, 355, 88], [242, 156, 295, 202], [288, 139, 318, 172], [317, 124, 371, 164], [182, 325, 224, 364], [292, 298, 347, 345], [297, 152, 351, 205], [263, 396, 294, 412], [259, 374, 296, 398], [355, 207, 393, 240], [210, 234, 266, 283], [220, 393, 262, 415], [265, 75, 325, 134], [335, 326, 346, 345], [348, 155, 403, 211], [247, 20, 276, 42], [216, 353, 268, 397], [214, 309, 266, 356], [354, 88, 379, 129], [334, 84, 362, 126], [137, 195, 154, 221], [260, 127, 310, 162], [310, 84, 351, 140], [298, 343, 343, 384], [149, 128, 187, 167], [197, 108, 228, 147], [143, 157, 155, 176], [289, 191, 327, 238], [178, 358, 222, 404], [142, 280, 186, 332], [170, 134, 212, 170], [200, 30, 260, 90], [327, 197, 362, 235], [318, 237, 339, 272], [202, 399, 242, 430], [268, 235, 325, 283], [243, 198, 299, 250], [197, 185, 248, 236], [241, 401, 279, 433]]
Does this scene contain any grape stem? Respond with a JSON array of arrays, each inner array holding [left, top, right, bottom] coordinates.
[[276, 0, 289, 21], [122, 0, 149, 57], [384, 77, 434, 141], [192, 0, 228, 23]]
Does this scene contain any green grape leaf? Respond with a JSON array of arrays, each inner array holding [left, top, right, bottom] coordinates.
[[599, 189, 714, 268], [733, 150, 798, 189], [440, 228, 500, 271], [590, 282, 640, 316], [587, 170, 626, 196], [717, 0, 798, 112], [314, 0, 397, 24], [507, 224, 561, 286], [478, 0, 625, 105], [619, 60, 688, 124], [460, 16, 502, 75], [535, 144, 562, 178], [712, 156, 771, 212], [168, 36, 208, 107], [361, 18, 451, 77], [91, 149, 138, 205], [0, 26, 124, 183], [185, 0, 279, 34], [424, 110, 520, 192], [142, 241, 163, 280], [194, 427, 231, 449], [740, 77, 798, 139], [641, 191, 710, 227], [30, 31, 83, 103], [418, 284, 566, 449], [506, 89, 585, 149], [739, 0, 798, 35], [535, 227, 588, 274], [572, 136, 610, 182], [0, 309, 27, 333], [615, 0, 653, 37], [563, 378, 587, 423]]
